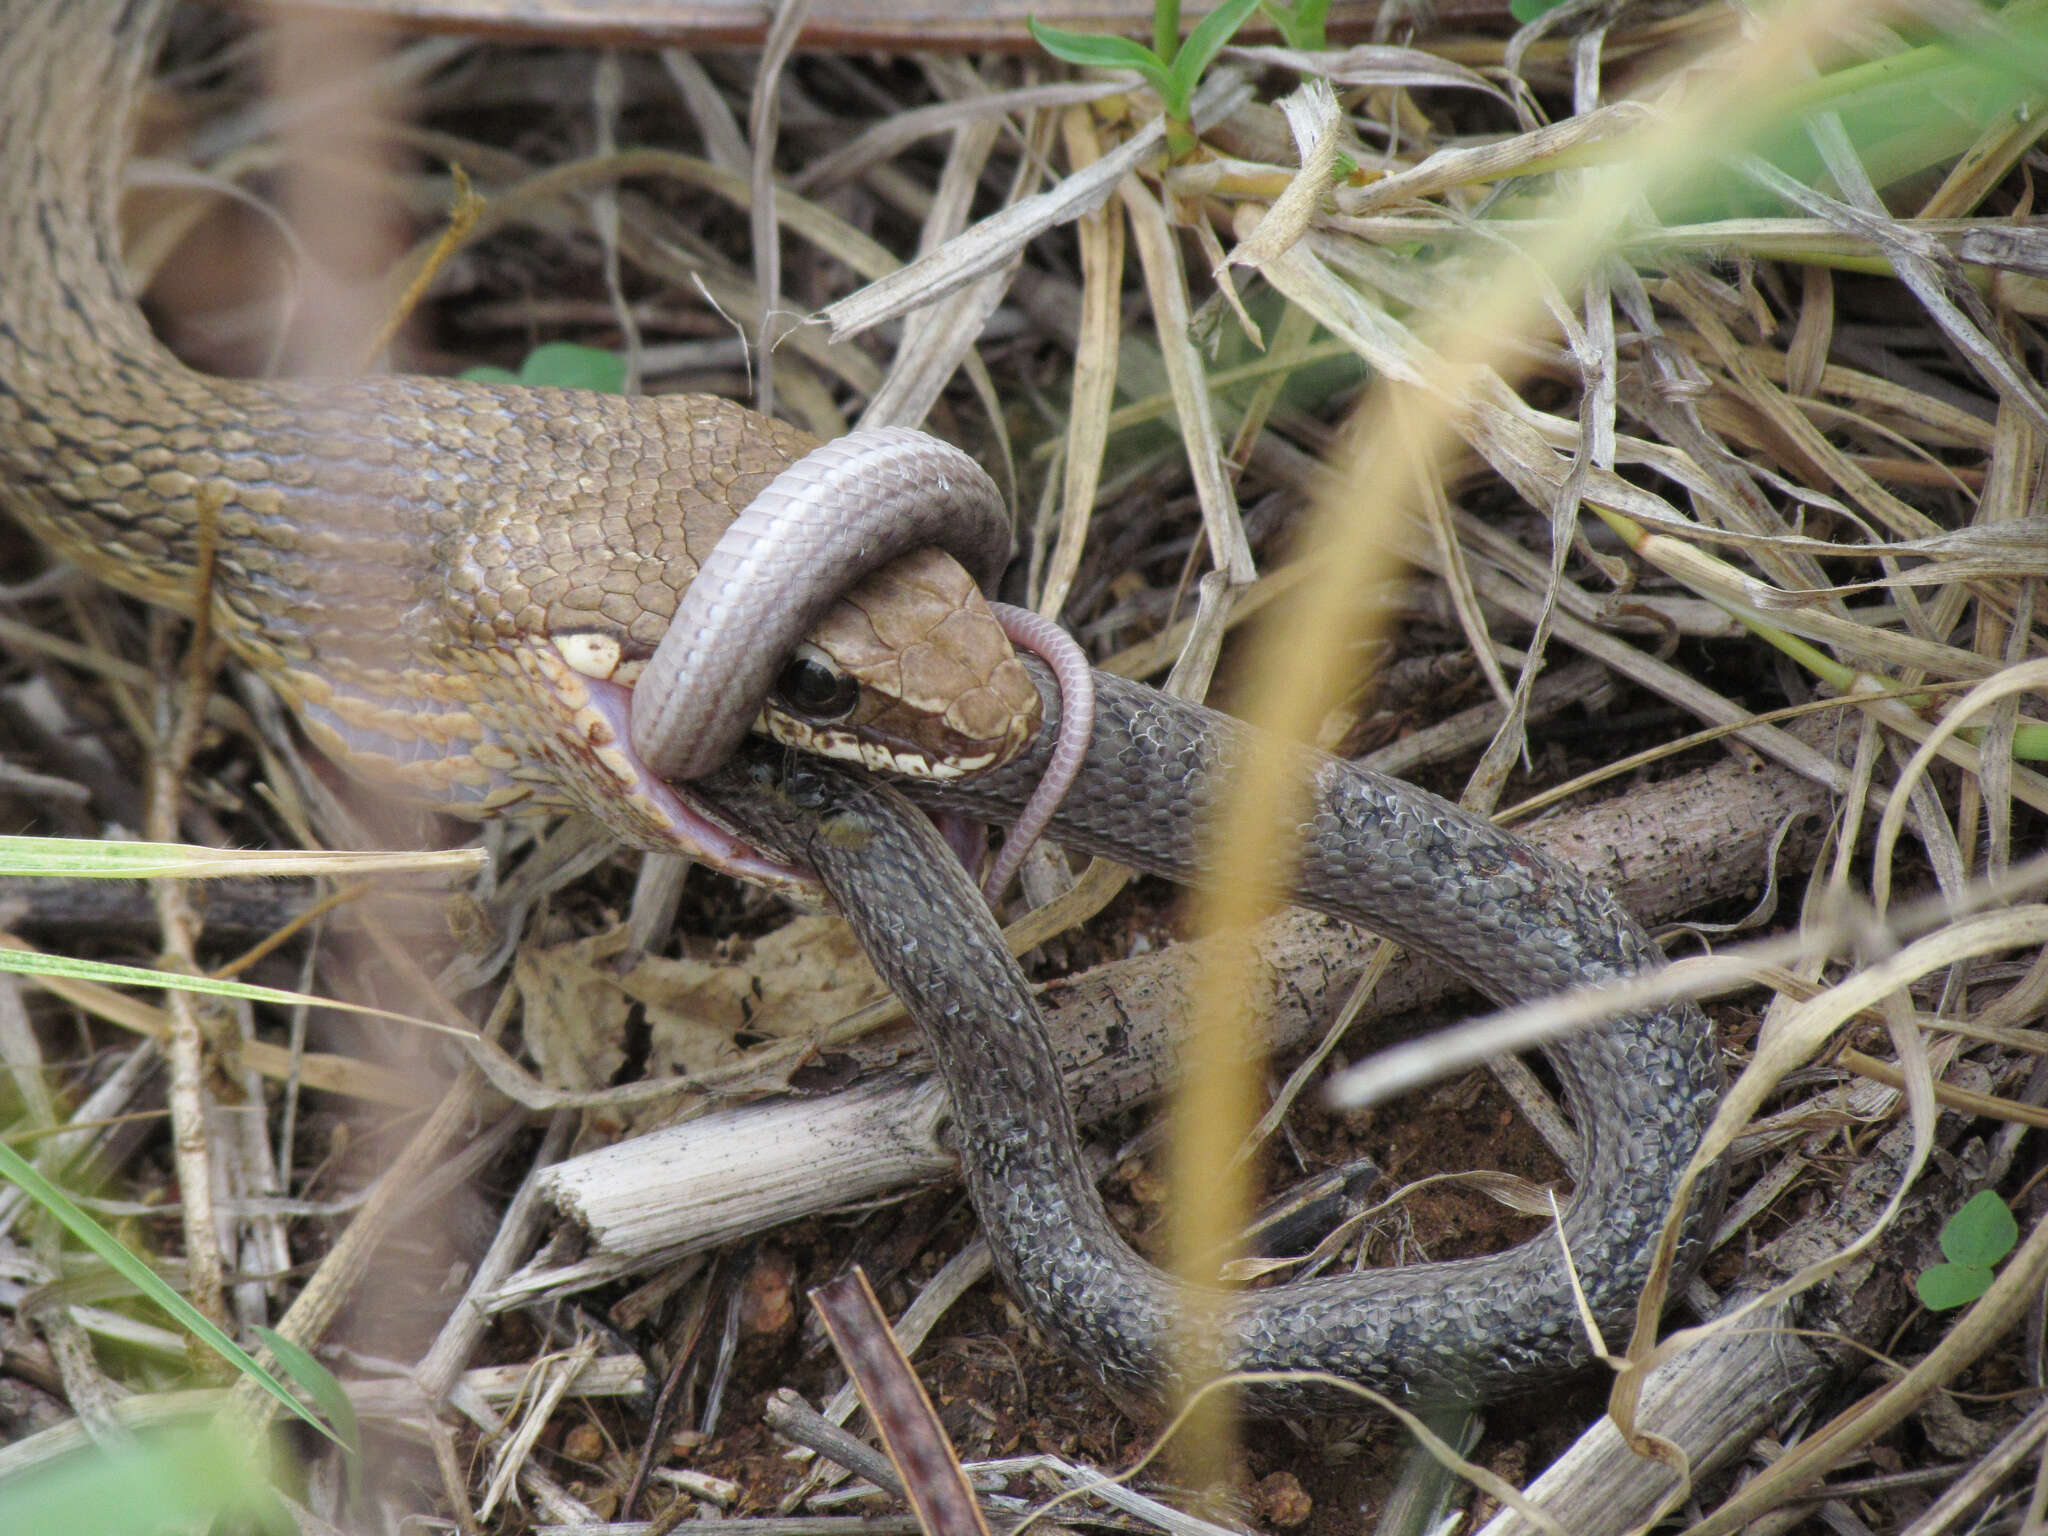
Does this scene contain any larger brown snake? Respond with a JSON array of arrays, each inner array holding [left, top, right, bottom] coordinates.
[[2, 0, 1720, 1407]]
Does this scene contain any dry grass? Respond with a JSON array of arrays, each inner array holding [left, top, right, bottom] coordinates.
[[2, 0, 2046, 1532]]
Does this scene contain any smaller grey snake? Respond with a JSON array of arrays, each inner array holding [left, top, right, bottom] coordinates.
[[702, 662, 1723, 1407]]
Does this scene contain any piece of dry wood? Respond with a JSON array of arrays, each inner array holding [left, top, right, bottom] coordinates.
[[537, 737, 1831, 1270], [0, 876, 453, 943]]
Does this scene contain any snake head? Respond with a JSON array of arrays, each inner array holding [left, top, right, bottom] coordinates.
[[506, 544, 1038, 892], [759, 547, 1042, 779]]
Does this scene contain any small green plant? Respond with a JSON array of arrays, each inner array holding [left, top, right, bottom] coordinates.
[[1030, 0, 1266, 156], [462, 339, 626, 393], [0, 1140, 351, 1446], [1508, 0, 1569, 24], [0, 1420, 291, 1536], [1916, 1190, 2020, 1311], [1258, 0, 1331, 50]]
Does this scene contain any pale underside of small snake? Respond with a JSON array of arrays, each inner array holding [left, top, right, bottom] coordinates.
[[0, 0, 1723, 1409]]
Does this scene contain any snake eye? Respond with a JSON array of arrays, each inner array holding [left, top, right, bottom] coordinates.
[[774, 644, 859, 722]]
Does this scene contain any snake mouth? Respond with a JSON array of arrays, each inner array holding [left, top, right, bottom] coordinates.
[[759, 715, 1000, 779], [580, 677, 823, 897]]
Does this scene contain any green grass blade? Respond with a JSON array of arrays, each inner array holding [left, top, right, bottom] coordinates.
[[1171, 0, 1265, 105], [0, 1420, 291, 1536], [0, 1141, 342, 1446], [517, 340, 626, 392], [254, 1326, 360, 1504], [0, 833, 482, 880], [0, 948, 456, 1036], [1027, 18, 1166, 73]]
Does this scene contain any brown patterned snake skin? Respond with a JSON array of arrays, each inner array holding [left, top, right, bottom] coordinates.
[[3, 0, 1723, 1408], [0, 0, 1042, 888]]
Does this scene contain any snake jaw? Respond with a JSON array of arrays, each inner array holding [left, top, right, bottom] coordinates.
[[525, 646, 823, 896], [759, 717, 1002, 779]]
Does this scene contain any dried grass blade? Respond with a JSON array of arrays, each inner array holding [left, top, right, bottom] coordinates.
[[1038, 107, 1126, 618], [1869, 659, 2048, 909], [794, 77, 1127, 195], [1218, 79, 1342, 278], [1227, 41, 1516, 105], [1401, 402, 1514, 711], [1618, 520, 2002, 683], [1839, 1048, 2048, 1130], [1917, 104, 2048, 218], [1123, 176, 1256, 581], [824, 72, 1251, 339], [744, 0, 814, 416], [1738, 152, 2048, 439], [1334, 101, 1656, 217], [863, 114, 1009, 428]]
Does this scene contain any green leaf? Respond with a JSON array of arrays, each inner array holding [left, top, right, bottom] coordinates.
[[0, 1420, 291, 1536], [254, 1327, 361, 1506], [1998, 723, 2048, 760], [517, 340, 626, 393], [1154, 0, 1181, 62], [1027, 18, 1167, 75], [0, 833, 480, 880], [1508, 0, 1567, 21], [1259, 0, 1331, 50], [1940, 1190, 2020, 1269], [1169, 0, 1266, 108], [0, 1141, 343, 1447], [1916, 1261, 1994, 1312], [0, 947, 445, 1035], [464, 343, 628, 392]]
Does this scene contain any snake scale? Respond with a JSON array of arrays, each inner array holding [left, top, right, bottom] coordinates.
[[1, 0, 1721, 1408]]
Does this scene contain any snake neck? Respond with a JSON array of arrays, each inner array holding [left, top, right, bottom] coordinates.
[[0, 0, 808, 824], [0, 0, 468, 660], [0, 0, 222, 611], [0, 1, 165, 362]]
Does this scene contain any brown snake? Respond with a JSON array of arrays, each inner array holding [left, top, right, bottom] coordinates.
[[2, 0, 1722, 1408], [0, 0, 1053, 892]]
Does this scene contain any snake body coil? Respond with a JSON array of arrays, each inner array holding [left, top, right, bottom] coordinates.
[[2, 0, 1724, 1407], [714, 668, 1722, 1405]]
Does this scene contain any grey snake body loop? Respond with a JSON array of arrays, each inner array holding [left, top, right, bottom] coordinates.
[[709, 664, 1724, 1407]]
